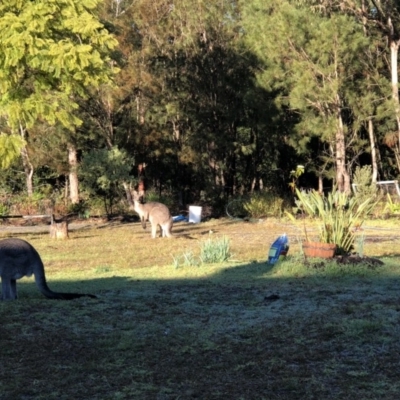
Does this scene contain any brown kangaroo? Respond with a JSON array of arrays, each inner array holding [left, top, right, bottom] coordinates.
[[0, 238, 96, 300], [130, 191, 173, 238]]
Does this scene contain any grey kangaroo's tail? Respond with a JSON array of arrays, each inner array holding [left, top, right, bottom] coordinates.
[[34, 265, 97, 300], [45, 292, 97, 300]]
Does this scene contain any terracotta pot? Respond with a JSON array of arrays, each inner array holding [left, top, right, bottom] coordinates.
[[302, 242, 336, 258]]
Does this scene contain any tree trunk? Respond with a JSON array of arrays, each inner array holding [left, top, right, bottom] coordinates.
[[20, 146, 34, 197], [388, 17, 400, 172], [68, 144, 80, 204], [335, 113, 351, 193], [19, 125, 34, 197], [318, 175, 323, 194], [122, 182, 134, 208], [368, 118, 380, 183], [64, 176, 69, 202]]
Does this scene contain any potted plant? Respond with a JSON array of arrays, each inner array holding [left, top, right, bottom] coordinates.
[[290, 187, 377, 257]]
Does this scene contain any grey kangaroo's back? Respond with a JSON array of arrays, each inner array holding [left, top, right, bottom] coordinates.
[[147, 203, 173, 238], [131, 192, 173, 238], [135, 201, 163, 229], [0, 238, 96, 300]]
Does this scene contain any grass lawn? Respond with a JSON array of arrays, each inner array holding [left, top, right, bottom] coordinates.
[[1, 217, 400, 399]]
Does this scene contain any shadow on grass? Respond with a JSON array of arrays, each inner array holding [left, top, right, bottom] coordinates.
[[12, 253, 397, 301], [4, 257, 400, 400], [2, 221, 400, 400]]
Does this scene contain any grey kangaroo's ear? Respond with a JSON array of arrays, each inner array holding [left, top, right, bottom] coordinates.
[[137, 189, 145, 203]]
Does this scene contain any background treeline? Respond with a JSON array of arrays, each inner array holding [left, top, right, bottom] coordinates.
[[0, 0, 400, 217]]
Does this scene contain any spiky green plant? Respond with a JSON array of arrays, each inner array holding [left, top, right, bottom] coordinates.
[[200, 236, 231, 264], [294, 188, 377, 254], [384, 193, 400, 215]]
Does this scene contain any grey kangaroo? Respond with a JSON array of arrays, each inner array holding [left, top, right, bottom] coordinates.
[[0, 238, 96, 300], [130, 191, 173, 238]]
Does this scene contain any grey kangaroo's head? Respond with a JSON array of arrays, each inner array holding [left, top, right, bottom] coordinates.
[[132, 190, 144, 202], [128, 190, 144, 211], [0, 238, 96, 301]]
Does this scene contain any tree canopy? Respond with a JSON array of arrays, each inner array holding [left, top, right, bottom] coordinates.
[[0, 0, 118, 165]]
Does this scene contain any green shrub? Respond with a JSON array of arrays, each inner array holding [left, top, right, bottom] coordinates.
[[384, 193, 400, 215], [68, 200, 91, 218], [142, 189, 175, 209], [0, 201, 9, 216], [172, 251, 199, 268], [172, 236, 231, 267], [200, 236, 231, 264], [8, 192, 52, 215], [352, 166, 378, 205], [243, 191, 284, 218], [226, 197, 249, 219], [79, 146, 135, 215]]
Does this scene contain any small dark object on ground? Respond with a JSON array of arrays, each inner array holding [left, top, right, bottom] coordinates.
[[264, 294, 280, 301]]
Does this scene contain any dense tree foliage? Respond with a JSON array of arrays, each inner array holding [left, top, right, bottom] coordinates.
[[0, 0, 399, 213], [0, 0, 117, 195]]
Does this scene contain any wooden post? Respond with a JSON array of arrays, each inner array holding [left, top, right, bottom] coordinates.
[[49, 215, 69, 239]]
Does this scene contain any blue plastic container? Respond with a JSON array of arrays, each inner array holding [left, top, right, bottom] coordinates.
[[267, 234, 289, 265], [172, 215, 188, 222]]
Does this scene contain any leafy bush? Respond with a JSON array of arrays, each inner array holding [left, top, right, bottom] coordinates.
[[8, 192, 53, 215], [79, 146, 135, 215], [69, 195, 117, 217], [352, 166, 378, 205], [142, 189, 175, 209], [0, 203, 9, 216], [226, 197, 248, 219], [0, 192, 10, 216], [243, 191, 284, 218], [68, 200, 91, 218], [0, 134, 25, 169]]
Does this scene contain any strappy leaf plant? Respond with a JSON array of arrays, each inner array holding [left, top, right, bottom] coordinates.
[[294, 188, 377, 255]]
